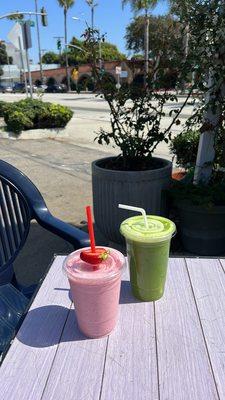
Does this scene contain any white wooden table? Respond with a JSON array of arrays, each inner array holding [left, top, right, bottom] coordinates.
[[0, 256, 224, 400]]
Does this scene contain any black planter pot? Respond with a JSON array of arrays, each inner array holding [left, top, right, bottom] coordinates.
[[176, 201, 225, 256], [92, 156, 172, 244]]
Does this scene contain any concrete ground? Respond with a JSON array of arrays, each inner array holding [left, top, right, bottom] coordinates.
[[0, 93, 193, 288]]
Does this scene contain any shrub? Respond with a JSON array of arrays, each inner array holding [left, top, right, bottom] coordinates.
[[170, 129, 224, 169], [169, 130, 200, 169], [0, 101, 8, 118], [2, 99, 73, 133], [37, 103, 73, 129], [7, 111, 33, 133], [168, 178, 225, 207]]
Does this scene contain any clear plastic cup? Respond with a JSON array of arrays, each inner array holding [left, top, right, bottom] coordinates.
[[120, 215, 176, 301], [63, 247, 125, 338]]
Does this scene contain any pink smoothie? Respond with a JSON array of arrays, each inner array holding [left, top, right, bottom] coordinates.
[[63, 247, 125, 338]]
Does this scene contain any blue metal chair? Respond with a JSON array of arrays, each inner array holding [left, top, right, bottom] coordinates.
[[0, 159, 89, 285], [0, 159, 89, 357]]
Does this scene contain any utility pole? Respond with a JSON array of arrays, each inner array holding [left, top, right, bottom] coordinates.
[[18, 35, 28, 97], [34, 0, 43, 82], [63, 5, 71, 92], [22, 21, 33, 99], [98, 33, 105, 71]]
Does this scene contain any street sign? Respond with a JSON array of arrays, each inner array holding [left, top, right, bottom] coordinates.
[[22, 21, 32, 49], [7, 22, 23, 50], [28, 20, 35, 27], [115, 66, 122, 75], [116, 83, 121, 89], [120, 70, 128, 78]]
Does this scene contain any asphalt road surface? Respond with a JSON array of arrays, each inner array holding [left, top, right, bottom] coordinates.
[[0, 92, 194, 285]]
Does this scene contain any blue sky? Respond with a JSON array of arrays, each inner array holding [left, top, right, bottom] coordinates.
[[0, 0, 169, 63]]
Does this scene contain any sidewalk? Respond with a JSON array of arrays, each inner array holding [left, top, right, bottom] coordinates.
[[0, 138, 108, 286]]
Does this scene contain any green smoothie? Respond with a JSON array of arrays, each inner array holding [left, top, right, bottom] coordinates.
[[120, 215, 176, 301]]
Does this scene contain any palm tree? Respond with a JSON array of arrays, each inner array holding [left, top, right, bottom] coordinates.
[[122, 0, 159, 84], [57, 0, 75, 91], [86, 0, 98, 30]]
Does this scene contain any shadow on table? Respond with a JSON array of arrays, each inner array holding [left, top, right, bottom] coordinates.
[[17, 305, 90, 348], [17, 281, 140, 348], [119, 280, 141, 304]]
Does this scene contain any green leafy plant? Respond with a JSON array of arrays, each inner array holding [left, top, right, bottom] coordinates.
[[7, 111, 33, 134], [81, 27, 193, 171], [168, 177, 225, 208], [170, 130, 200, 169], [170, 130, 225, 170], [2, 99, 73, 134], [0, 101, 8, 118], [37, 103, 73, 128]]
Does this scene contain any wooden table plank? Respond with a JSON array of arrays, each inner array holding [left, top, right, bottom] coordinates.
[[0, 256, 70, 400], [186, 258, 225, 400], [155, 258, 219, 400], [219, 258, 225, 273], [41, 300, 107, 400], [1, 256, 224, 400], [100, 266, 159, 400]]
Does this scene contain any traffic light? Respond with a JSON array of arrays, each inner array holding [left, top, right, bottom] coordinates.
[[41, 7, 48, 27], [57, 40, 62, 50]]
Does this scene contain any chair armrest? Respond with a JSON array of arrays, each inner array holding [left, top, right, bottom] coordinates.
[[35, 208, 90, 249]]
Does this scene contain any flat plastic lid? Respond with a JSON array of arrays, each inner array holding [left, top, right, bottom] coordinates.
[[120, 215, 176, 243], [63, 247, 125, 282]]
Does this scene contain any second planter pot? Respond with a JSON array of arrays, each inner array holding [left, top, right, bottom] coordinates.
[[92, 156, 172, 243], [176, 201, 225, 256]]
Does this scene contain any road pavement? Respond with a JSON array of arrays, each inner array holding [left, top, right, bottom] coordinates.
[[0, 92, 194, 159], [0, 92, 194, 286]]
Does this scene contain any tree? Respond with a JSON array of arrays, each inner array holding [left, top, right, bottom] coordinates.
[[0, 67, 3, 79], [57, 0, 75, 91], [100, 42, 126, 61], [125, 15, 183, 71], [171, 0, 225, 184], [60, 36, 126, 66], [42, 51, 60, 64], [0, 42, 13, 65], [131, 54, 144, 60], [122, 0, 159, 84]]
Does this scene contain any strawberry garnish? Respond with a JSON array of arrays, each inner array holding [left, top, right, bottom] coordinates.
[[80, 247, 109, 265]]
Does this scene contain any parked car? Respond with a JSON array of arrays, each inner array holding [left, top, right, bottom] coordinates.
[[0, 85, 13, 93], [39, 84, 48, 91], [12, 83, 38, 93], [27, 84, 38, 93], [45, 84, 67, 93], [4, 86, 14, 93], [0, 84, 6, 93], [12, 83, 26, 93]]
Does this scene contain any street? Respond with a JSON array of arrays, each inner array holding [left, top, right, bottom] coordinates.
[[0, 92, 194, 158], [0, 92, 193, 286]]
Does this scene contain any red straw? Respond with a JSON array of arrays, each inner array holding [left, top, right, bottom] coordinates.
[[86, 205, 96, 253]]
